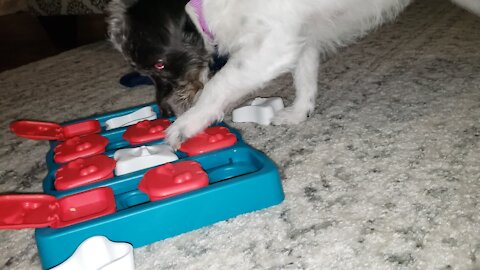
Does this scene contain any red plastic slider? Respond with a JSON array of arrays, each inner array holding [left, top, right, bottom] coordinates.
[[179, 126, 237, 156], [138, 161, 209, 201], [123, 119, 171, 145], [55, 155, 116, 190], [54, 134, 109, 163], [10, 120, 101, 141], [0, 187, 116, 229]]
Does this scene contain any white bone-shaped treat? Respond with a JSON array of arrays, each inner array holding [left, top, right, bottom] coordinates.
[[105, 106, 157, 130], [114, 144, 178, 176], [232, 97, 284, 125], [51, 236, 134, 270]]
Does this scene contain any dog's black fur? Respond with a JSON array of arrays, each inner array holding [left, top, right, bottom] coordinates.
[[109, 0, 210, 116]]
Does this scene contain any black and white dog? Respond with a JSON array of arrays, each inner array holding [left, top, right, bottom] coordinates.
[[108, 0, 479, 147]]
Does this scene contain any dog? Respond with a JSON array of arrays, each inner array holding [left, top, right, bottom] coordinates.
[[107, 0, 480, 147]]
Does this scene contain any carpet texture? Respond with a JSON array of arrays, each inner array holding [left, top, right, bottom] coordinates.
[[1, 0, 479, 269]]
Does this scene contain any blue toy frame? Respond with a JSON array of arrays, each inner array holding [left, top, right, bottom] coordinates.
[[35, 103, 284, 269]]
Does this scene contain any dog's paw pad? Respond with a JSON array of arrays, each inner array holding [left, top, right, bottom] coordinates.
[[272, 107, 309, 125]]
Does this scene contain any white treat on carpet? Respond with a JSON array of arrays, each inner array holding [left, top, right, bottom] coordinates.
[[232, 97, 284, 125], [51, 236, 134, 270]]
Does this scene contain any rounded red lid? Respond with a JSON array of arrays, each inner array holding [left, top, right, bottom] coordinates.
[[55, 155, 116, 190], [138, 161, 209, 201], [54, 134, 109, 163], [179, 126, 237, 156], [123, 119, 172, 145]]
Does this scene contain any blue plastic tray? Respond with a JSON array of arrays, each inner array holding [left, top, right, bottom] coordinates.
[[34, 103, 284, 269]]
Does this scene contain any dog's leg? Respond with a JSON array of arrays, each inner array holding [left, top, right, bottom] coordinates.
[[166, 40, 300, 147], [272, 45, 320, 125]]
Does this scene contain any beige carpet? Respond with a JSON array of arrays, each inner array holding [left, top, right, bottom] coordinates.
[[1, 0, 479, 269]]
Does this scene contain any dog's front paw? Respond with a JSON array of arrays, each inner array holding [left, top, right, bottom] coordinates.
[[165, 112, 212, 148], [272, 107, 310, 125], [165, 123, 186, 149]]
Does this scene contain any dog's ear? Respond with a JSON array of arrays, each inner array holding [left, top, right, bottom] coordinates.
[[107, 0, 140, 53], [107, 0, 193, 55]]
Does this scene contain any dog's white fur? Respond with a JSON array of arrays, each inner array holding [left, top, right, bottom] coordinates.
[[165, 0, 479, 146]]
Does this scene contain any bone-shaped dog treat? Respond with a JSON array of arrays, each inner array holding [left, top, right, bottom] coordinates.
[[232, 97, 284, 125], [105, 106, 157, 130], [51, 236, 134, 270], [114, 144, 178, 176]]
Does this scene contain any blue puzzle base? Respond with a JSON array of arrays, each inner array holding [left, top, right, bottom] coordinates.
[[32, 104, 284, 269]]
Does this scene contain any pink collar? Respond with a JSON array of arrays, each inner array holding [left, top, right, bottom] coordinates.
[[188, 0, 215, 41]]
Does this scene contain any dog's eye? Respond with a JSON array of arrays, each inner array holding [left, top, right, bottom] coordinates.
[[154, 59, 165, 71]]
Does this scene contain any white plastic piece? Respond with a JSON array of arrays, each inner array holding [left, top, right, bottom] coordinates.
[[51, 236, 134, 270], [114, 144, 178, 176], [105, 106, 157, 130], [232, 97, 285, 125]]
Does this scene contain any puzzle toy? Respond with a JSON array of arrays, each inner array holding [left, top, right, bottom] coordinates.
[[232, 97, 285, 125], [1, 103, 284, 269]]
